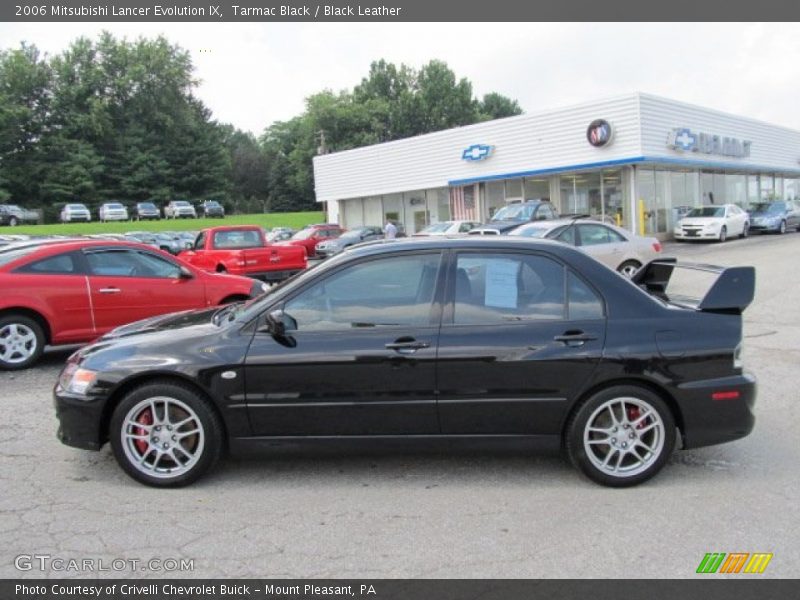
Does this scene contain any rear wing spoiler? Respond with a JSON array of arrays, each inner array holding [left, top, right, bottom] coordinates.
[[631, 259, 755, 314]]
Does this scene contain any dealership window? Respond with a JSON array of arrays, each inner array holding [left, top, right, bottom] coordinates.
[[429, 188, 450, 222], [785, 179, 800, 200], [486, 181, 505, 218], [341, 198, 364, 229], [639, 169, 670, 235], [747, 175, 760, 204], [363, 197, 383, 227], [383, 193, 402, 225], [404, 190, 429, 234], [602, 169, 626, 227], [524, 178, 549, 201], [505, 179, 523, 201]]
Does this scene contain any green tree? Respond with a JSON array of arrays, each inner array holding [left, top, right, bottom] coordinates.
[[479, 92, 523, 120]]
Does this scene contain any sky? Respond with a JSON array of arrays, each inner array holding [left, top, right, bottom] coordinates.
[[1, 22, 799, 135]]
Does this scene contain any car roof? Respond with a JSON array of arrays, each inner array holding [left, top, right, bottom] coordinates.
[[346, 233, 584, 260]]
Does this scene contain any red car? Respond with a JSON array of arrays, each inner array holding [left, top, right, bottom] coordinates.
[[179, 225, 307, 281], [0, 240, 267, 370], [277, 223, 345, 258]]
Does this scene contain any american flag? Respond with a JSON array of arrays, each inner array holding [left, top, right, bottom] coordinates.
[[450, 185, 477, 220]]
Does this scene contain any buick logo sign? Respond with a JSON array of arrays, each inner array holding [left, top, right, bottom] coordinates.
[[587, 119, 613, 147]]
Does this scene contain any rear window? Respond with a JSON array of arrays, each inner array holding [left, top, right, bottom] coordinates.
[[213, 230, 262, 249]]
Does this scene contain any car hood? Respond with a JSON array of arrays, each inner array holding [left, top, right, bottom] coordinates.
[[485, 219, 528, 232], [100, 307, 219, 341]]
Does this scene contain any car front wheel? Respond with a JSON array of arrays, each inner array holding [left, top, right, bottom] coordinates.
[[0, 315, 45, 370], [565, 385, 676, 487], [110, 381, 224, 487], [741, 223, 749, 238], [718, 226, 727, 242], [778, 220, 786, 234]]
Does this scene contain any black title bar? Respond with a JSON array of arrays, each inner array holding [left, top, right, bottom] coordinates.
[[3, 0, 800, 21]]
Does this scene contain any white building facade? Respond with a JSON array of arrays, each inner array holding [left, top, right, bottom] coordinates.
[[313, 93, 800, 238]]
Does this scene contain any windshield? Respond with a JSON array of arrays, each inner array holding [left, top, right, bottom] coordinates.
[[491, 204, 535, 222], [686, 207, 725, 218], [106, 203, 124, 209], [509, 224, 551, 238], [422, 222, 453, 233], [292, 229, 315, 240], [139, 203, 156, 209], [174, 201, 190, 207], [205, 201, 220, 207], [751, 202, 784, 214], [68, 204, 87, 210]]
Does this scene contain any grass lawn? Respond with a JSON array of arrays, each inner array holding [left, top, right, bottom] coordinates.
[[3, 212, 326, 236]]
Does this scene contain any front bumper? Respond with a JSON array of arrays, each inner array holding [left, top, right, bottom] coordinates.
[[103, 214, 128, 221], [315, 247, 342, 258], [54, 385, 109, 451], [749, 221, 780, 232], [674, 229, 719, 240], [674, 373, 756, 449]]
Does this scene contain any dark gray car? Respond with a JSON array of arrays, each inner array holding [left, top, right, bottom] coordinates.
[[315, 226, 385, 258]]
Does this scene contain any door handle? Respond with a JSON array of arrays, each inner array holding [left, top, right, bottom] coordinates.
[[98, 287, 121, 294], [554, 331, 597, 347], [385, 339, 431, 354]]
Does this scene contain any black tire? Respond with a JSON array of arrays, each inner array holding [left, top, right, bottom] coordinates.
[[109, 380, 224, 487], [0, 314, 45, 370], [778, 220, 786, 235], [740, 223, 749, 239], [718, 226, 727, 242], [616, 260, 642, 278], [565, 385, 676, 487], [9, 217, 18, 227]]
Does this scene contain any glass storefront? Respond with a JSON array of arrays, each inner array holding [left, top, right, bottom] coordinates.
[[335, 167, 799, 240]]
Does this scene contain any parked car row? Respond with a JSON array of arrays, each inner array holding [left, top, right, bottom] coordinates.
[[0, 238, 269, 370], [673, 201, 800, 241], [0, 204, 39, 226], [59, 200, 226, 223]]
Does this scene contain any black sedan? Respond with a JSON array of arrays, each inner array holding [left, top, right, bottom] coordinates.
[[54, 237, 756, 487]]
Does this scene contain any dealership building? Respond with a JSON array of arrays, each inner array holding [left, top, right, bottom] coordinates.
[[312, 92, 800, 238]]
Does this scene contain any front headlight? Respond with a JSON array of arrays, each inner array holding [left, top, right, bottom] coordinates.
[[59, 363, 98, 395]]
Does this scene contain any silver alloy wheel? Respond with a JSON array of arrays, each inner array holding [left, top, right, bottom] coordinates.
[[583, 396, 665, 478], [618, 262, 640, 278], [0, 323, 38, 364], [719, 226, 727, 242], [121, 396, 205, 479], [779, 220, 786, 234]]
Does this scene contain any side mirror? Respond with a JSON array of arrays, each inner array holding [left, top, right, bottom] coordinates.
[[178, 266, 194, 279], [264, 309, 297, 337]]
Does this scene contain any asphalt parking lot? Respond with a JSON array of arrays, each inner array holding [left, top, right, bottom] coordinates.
[[1, 233, 798, 579]]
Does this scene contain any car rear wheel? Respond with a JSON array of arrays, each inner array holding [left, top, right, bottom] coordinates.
[[616, 260, 641, 278], [565, 385, 675, 487], [110, 381, 224, 487], [9, 217, 18, 227], [0, 315, 45, 370], [718, 226, 727, 242]]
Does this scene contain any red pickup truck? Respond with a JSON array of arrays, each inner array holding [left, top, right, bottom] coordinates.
[[179, 226, 307, 282]]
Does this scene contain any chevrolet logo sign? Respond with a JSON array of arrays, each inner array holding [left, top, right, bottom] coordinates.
[[462, 144, 493, 161]]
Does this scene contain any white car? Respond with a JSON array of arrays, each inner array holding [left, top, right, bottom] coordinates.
[[413, 220, 483, 236], [509, 218, 662, 277], [98, 202, 129, 222], [164, 200, 197, 219], [673, 204, 749, 242], [59, 203, 91, 223]]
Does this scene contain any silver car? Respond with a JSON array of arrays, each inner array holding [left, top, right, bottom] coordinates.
[[509, 219, 663, 277], [60, 203, 92, 223]]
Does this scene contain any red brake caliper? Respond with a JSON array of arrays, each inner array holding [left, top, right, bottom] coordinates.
[[627, 406, 643, 429], [133, 409, 153, 454]]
